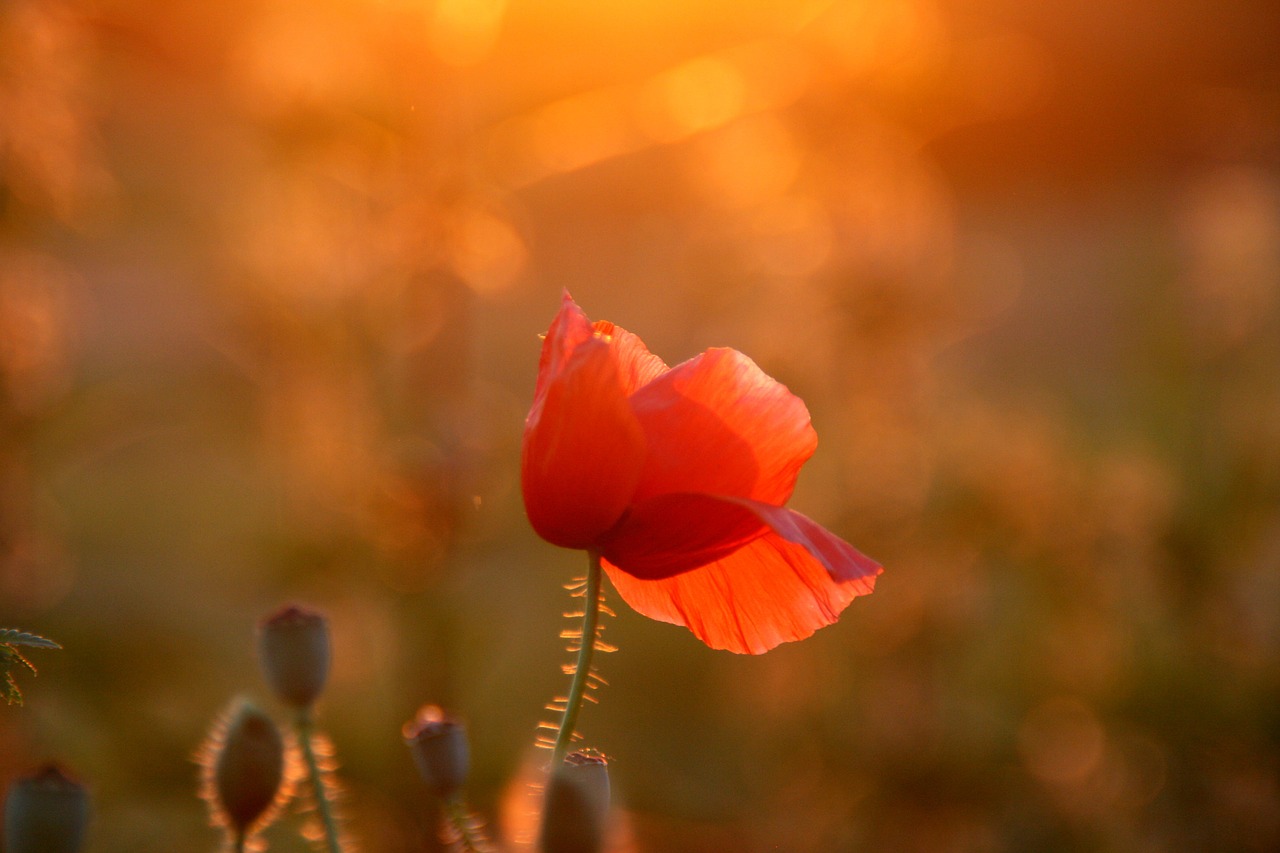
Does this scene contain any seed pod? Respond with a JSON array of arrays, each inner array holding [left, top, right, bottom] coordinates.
[[539, 751, 610, 853], [3, 763, 90, 853], [201, 699, 289, 839], [403, 706, 469, 800], [258, 604, 331, 710]]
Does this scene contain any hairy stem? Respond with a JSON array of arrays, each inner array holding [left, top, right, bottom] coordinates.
[[294, 709, 343, 853], [443, 795, 490, 853], [553, 551, 603, 763]]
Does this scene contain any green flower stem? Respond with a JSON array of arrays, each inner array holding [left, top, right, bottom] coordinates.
[[293, 708, 343, 853], [553, 551, 603, 764]]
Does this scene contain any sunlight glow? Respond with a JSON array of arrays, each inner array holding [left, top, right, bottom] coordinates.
[[431, 0, 508, 66], [639, 56, 747, 142], [1019, 697, 1106, 786], [489, 39, 813, 186], [449, 208, 528, 295]]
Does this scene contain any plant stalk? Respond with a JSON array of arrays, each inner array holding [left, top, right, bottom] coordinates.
[[553, 551, 603, 763], [444, 795, 489, 852], [294, 708, 343, 853]]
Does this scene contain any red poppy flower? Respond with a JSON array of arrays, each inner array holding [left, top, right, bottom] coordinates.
[[522, 293, 882, 654]]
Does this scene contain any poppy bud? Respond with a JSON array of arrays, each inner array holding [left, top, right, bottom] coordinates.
[[258, 604, 330, 710], [538, 751, 610, 853], [201, 699, 288, 838], [403, 705, 469, 800], [3, 763, 90, 853]]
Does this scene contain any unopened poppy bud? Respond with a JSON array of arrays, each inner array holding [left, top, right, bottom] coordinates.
[[258, 604, 330, 710], [539, 751, 610, 853], [403, 705, 469, 799], [3, 763, 90, 853], [202, 699, 288, 838]]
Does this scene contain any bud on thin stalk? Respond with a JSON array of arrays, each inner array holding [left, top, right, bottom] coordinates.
[[404, 705, 470, 800], [258, 604, 331, 710], [260, 604, 345, 852], [199, 698, 292, 849], [3, 763, 91, 853], [404, 706, 495, 852]]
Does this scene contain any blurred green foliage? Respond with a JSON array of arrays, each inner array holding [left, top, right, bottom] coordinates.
[[2, 0, 1279, 850], [0, 630, 60, 705]]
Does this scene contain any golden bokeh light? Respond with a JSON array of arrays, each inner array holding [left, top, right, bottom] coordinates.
[[638, 56, 747, 142], [1179, 166, 1280, 347], [3, 0, 1279, 850], [528, 89, 633, 176], [1019, 696, 1107, 787], [686, 115, 802, 210], [430, 0, 508, 66], [447, 206, 528, 295], [806, 0, 948, 89]]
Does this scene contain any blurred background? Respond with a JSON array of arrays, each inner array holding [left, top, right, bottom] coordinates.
[[2, 0, 1279, 850]]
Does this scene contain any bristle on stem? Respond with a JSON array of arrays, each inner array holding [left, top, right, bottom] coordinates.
[[545, 551, 612, 764], [441, 796, 495, 853], [293, 709, 347, 853]]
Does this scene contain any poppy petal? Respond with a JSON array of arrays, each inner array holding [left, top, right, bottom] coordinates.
[[523, 312, 646, 551], [533, 292, 595, 405], [735, 501, 883, 585], [628, 348, 817, 505], [602, 505, 881, 654], [599, 493, 769, 580], [592, 320, 668, 395]]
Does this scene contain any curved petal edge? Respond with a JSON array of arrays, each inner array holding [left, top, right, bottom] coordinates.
[[603, 507, 881, 654], [522, 334, 647, 549]]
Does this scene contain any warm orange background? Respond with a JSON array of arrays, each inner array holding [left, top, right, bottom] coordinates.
[[2, 0, 1279, 850]]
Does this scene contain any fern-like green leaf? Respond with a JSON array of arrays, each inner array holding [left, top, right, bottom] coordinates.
[[1, 628, 61, 706], [0, 629, 62, 650]]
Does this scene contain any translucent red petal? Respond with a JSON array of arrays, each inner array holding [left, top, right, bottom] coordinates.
[[599, 493, 768, 580], [592, 320, 668, 395], [628, 348, 816, 506], [522, 307, 646, 549], [602, 504, 881, 654], [532, 292, 595, 405]]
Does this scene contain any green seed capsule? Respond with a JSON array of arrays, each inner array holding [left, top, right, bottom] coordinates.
[[539, 751, 610, 853], [200, 699, 290, 840], [404, 706, 470, 800], [258, 604, 331, 710], [3, 764, 90, 853]]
